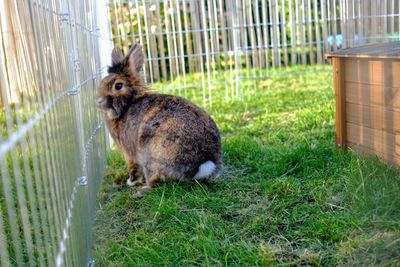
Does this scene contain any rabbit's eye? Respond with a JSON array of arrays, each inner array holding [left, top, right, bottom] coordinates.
[[114, 82, 123, 90]]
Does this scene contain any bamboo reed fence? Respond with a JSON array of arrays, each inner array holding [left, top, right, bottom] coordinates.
[[108, 0, 400, 85]]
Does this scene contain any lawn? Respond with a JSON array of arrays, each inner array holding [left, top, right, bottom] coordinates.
[[92, 65, 400, 266]]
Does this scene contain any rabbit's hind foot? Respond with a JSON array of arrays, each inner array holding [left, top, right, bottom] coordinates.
[[132, 171, 162, 198], [133, 185, 152, 198]]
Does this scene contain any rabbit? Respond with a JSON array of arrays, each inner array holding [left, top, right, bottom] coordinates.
[[96, 44, 223, 197]]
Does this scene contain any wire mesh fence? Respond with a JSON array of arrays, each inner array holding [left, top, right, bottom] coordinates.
[[108, 0, 400, 108], [0, 0, 108, 266]]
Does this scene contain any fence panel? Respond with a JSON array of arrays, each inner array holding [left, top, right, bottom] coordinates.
[[0, 0, 108, 266]]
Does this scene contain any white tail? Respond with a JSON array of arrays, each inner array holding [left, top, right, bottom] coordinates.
[[194, 161, 216, 179]]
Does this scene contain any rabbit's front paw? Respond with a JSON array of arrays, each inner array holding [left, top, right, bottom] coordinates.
[[126, 173, 143, 186], [126, 178, 139, 186], [126, 178, 143, 186]]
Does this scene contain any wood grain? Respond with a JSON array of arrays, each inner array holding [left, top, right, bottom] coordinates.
[[346, 102, 400, 133], [333, 57, 347, 148], [345, 82, 400, 109], [348, 142, 400, 166], [344, 59, 400, 87], [347, 123, 400, 160]]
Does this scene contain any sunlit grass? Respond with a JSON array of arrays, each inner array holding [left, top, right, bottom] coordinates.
[[93, 65, 400, 266]]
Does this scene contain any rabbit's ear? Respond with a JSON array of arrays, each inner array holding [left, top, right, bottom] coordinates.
[[111, 47, 124, 65], [126, 44, 144, 74]]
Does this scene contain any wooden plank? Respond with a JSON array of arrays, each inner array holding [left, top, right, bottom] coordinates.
[[155, 1, 167, 80], [118, 0, 129, 51], [200, 0, 211, 73], [289, 0, 297, 65], [305, 0, 314, 64], [390, 0, 395, 37], [344, 59, 400, 87], [333, 57, 347, 148], [313, 0, 322, 63], [344, 59, 371, 84], [174, 0, 187, 84], [382, 0, 387, 42], [225, 0, 235, 100], [225, 0, 233, 52], [218, 0, 229, 71], [237, 0, 250, 69], [321, 0, 329, 54], [246, 0, 259, 69], [348, 141, 400, 166], [371, 0, 377, 41], [143, 1, 158, 82], [126, 0, 136, 46], [189, 1, 202, 73], [357, 0, 363, 45], [330, 0, 337, 50], [254, 0, 264, 68], [271, 0, 280, 66], [200, 0, 212, 105], [164, 0, 176, 77], [134, 0, 149, 81], [363, 0, 370, 44], [376, 0, 382, 42], [347, 0, 354, 48], [326, 43, 400, 60], [326, 0, 330, 47], [182, 0, 194, 74], [347, 123, 400, 159], [169, 0, 182, 81], [327, 54, 400, 60], [109, 0, 122, 47], [346, 102, 400, 133], [237, 0, 251, 69], [345, 82, 400, 110], [339, 0, 346, 49], [280, 0, 288, 66], [262, 0, 270, 67], [297, 0, 307, 64], [208, 0, 220, 73]]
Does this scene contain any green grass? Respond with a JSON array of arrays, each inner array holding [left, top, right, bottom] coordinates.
[[93, 65, 400, 266]]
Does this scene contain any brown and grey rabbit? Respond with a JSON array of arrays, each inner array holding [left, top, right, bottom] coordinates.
[[96, 44, 223, 197]]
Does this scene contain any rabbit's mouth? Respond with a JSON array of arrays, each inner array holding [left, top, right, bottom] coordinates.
[[96, 96, 109, 110]]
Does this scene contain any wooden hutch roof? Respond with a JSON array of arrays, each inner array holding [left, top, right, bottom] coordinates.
[[326, 42, 400, 60]]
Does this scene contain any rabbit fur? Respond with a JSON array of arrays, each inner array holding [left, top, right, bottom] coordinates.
[[96, 44, 223, 196]]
